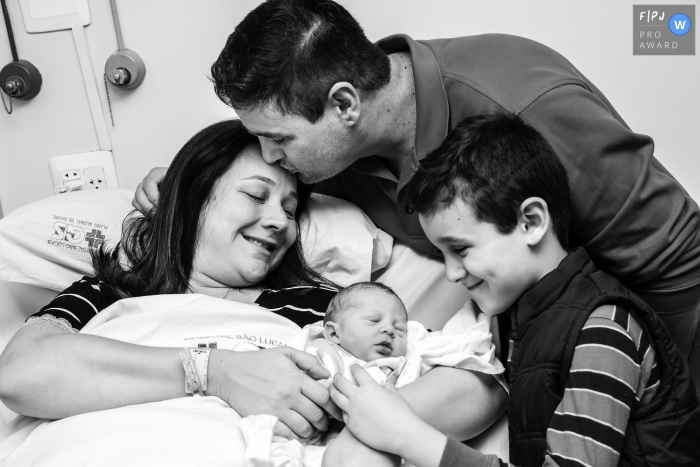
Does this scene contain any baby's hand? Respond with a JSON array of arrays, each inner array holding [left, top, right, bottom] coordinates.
[[330, 365, 421, 455]]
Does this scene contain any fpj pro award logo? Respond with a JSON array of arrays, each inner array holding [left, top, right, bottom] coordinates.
[[634, 5, 694, 55]]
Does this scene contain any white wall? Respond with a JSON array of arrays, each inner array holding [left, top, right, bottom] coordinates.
[[0, 0, 698, 214]]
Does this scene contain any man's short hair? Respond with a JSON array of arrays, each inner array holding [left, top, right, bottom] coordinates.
[[405, 113, 573, 248], [211, 0, 391, 123], [324, 282, 402, 324]]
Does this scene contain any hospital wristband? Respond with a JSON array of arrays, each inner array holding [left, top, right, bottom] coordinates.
[[179, 348, 211, 396]]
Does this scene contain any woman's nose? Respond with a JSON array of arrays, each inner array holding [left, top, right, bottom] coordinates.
[[262, 205, 289, 231]]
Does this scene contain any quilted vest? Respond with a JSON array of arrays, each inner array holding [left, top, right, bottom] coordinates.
[[508, 248, 700, 466]]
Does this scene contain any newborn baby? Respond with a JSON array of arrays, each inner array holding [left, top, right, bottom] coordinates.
[[321, 281, 408, 361]]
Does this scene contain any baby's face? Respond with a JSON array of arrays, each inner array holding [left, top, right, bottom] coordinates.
[[333, 289, 408, 361]]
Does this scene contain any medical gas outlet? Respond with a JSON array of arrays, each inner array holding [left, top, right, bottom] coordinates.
[[50, 152, 119, 195]]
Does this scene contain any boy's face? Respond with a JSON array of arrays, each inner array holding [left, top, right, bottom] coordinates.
[[330, 289, 408, 361], [420, 198, 540, 316]]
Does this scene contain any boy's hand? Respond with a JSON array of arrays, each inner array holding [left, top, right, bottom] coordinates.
[[330, 365, 423, 455], [133, 167, 167, 214]]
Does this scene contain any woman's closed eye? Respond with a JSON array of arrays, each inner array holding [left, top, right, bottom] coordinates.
[[283, 204, 297, 219], [453, 245, 470, 256], [244, 191, 265, 203], [272, 138, 286, 146]]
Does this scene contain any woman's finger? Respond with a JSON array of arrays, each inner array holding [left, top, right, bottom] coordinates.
[[294, 380, 331, 432], [384, 372, 399, 391], [279, 408, 316, 439], [332, 373, 359, 397], [299, 373, 342, 422], [329, 383, 350, 410], [348, 364, 379, 385], [273, 421, 300, 441]]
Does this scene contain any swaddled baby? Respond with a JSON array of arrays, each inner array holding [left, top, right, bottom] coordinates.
[[308, 282, 408, 387]]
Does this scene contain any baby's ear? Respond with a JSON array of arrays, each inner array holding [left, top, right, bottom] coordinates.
[[323, 321, 341, 344]]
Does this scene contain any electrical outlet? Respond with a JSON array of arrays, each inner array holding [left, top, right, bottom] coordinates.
[[49, 151, 119, 193], [83, 166, 107, 190], [61, 169, 81, 181]]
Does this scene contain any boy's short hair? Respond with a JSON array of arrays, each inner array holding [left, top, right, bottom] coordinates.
[[405, 113, 573, 248], [211, 0, 391, 123], [324, 282, 403, 324]]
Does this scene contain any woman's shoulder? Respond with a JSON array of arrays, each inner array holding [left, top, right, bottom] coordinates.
[[256, 285, 338, 327], [24, 276, 122, 333]]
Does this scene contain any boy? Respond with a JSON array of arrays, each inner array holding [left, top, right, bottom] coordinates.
[[330, 113, 700, 466]]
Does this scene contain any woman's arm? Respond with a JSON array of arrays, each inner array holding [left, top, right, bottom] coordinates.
[[0, 323, 339, 437]]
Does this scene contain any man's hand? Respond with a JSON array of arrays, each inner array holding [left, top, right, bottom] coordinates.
[[132, 167, 167, 214], [206, 347, 341, 438]]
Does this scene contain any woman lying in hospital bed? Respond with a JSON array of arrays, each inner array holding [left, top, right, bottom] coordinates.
[[0, 120, 506, 466]]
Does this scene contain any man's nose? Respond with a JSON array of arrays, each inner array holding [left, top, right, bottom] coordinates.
[[259, 139, 284, 164]]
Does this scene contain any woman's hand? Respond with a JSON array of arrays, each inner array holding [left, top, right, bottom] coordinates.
[[330, 365, 447, 466], [207, 346, 342, 438], [133, 166, 167, 213]]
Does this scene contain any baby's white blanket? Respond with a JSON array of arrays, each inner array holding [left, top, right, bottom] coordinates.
[[0, 294, 504, 466]]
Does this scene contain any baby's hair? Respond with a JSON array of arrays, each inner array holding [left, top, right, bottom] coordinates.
[[324, 281, 403, 324]]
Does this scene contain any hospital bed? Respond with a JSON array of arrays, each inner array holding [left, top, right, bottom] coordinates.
[[0, 190, 508, 464]]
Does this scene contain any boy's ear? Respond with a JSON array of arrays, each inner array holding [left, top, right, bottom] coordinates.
[[518, 197, 550, 246], [327, 82, 361, 127], [323, 321, 342, 344]]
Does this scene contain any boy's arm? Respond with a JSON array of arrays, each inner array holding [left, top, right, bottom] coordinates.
[[546, 305, 654, 466], [398, 366, 507, 440]]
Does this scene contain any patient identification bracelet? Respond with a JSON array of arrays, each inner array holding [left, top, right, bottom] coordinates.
[[179, 348, 211, 396]]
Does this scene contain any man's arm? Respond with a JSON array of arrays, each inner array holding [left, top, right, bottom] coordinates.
[[523, 84, 700, 296]]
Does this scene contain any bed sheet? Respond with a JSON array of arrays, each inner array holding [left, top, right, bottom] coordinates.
[[0, 293, 509, 465]]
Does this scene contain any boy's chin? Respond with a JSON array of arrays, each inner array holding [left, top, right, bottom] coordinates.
[[473, 299, 510, 316]]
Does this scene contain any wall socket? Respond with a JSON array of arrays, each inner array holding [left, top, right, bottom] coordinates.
[[49, 151, 119, 193]]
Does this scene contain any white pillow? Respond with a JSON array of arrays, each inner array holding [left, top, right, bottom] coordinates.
[[0, 190, 392, 291]]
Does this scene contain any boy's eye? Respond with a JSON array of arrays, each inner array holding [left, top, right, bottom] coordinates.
[[272, 138, 286, 146]]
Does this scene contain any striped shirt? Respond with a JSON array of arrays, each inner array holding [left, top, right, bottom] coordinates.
[[546, 305, 660, 467], [25, 276, 337, 333]]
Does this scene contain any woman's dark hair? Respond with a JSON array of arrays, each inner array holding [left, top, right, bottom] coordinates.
[[92, 119, 335, 299], [211, 0, 390, 123], [404, 113, 573, 249]]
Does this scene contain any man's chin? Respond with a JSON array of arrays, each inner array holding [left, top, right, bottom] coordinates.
[[298, 171, 332, 184]]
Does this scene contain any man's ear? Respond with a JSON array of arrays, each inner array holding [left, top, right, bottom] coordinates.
[[518, 197, 550, 246], [327, 82, 360, 127], [323, 321, 342, 344]]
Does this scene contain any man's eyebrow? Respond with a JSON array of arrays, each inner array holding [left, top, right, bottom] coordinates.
[[244, 127, 288, 139], [436, 235, 465, 243]]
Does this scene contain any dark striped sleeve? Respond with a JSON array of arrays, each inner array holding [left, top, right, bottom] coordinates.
[[23, 276, 120, 333], [255, 285, 337, 327], [546, 305, 658, 467]]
